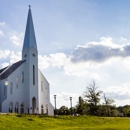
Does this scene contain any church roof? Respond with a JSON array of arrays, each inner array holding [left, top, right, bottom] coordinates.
[[22, 7, 37, 51], [0, 60, 25, 79], [0, 66, 9, 74]]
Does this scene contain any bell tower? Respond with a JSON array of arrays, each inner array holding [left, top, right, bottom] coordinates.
[[22, 6, 38, 113]]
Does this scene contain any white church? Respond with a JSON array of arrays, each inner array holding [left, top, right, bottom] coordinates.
[[0, 7, 54, 115]]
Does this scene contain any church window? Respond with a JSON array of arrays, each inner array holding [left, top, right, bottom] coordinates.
[[46, 105, 48, 115], [41, 81, 43, 92], [16, 76, 19, 88], [32, 97, 36, 114], [46, 88, 48, 99], [15, 102, 19, 114], [21, 103, 24, 114], [32, 53, 35, 57], [41, 105, 44, 114], [4, 85, 6, 95], [10, 82, 13, 95], [33, 65, 35, 85], [22, 71, 24, 83], [9, 102, 13, 113]]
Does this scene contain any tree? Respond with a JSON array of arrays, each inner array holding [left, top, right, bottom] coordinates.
[[111, 109, 119, 116], [75, 96, 88, 115], [84, 79, 102, 115], [103, 94, 115, 116], [58, 106, 70, 115], [122, 106, 130, 117]]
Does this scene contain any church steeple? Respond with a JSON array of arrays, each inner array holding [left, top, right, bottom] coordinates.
[[22, 6, 38, 110], [22, 6, 37, 52]]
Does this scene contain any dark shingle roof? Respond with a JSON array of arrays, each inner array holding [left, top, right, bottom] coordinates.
[[0, 60, 26, 79], [0, 66, 9, 74]]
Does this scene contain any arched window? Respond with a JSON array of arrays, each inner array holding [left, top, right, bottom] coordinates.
[[41, 105, 44, 114], [33, 65, 35, 85], [10, 82, 13, 95], [21, 103, 24, 114], [15, 102, 19, 114], [41, 81, 43, 92], [46, 86, 48, 99], [32, 97, 36, 114], [22, 71, 24, 83], [46, 105, 48, 115], [9, 102, 13, 113], [16, 76, 19, 89]]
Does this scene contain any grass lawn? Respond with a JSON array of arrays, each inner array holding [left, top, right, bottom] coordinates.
[[0, 114, 130, 130]]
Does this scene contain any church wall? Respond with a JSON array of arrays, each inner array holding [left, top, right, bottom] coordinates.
[[2, 63, 26, 114], [48, 103, 54, 116], [23, 46, 39, 114], [38, 69, 54, 115], [0, 78, 8, 112], [29, 47, 38, 109]]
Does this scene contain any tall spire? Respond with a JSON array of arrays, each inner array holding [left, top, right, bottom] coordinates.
[[22, 6, 37, 51]]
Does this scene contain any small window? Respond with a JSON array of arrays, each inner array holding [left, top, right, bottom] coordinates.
[[9, 102, 13, 113], [46, 105, 48, 114], [41, 81, 43, 92], [22, 72, 24, 83], [10, 82, 13, 95], [15, 102, 19, 114], [41, 105, 44, 114], [33, 65, 35, 85], [21, 103, 24, 114], [32, 53, 35, 57], [16, 76, 19, 88]]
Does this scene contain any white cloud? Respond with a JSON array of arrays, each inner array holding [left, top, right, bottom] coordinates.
[[10, 33, 23, 46], [122, 57, 130, 70], [63, 61, 89, 76], [0, 30, 4, 36], [49, 53, 68, 68], [90, 73, 100, 80], [10, 51, 21, 64], [0, 22, 5, 27], [1, 62, 9, 68], [38, 50, 130, 76], [4, 37, 130, 78], [38, 51, 130, 76], [0, 50, 11, 59], [38, 53, 68, 69], [104, 83, 130, 100], [38, 53, 89, 76], [38, 55, 51, 69], [50, 92, 79, 108], [120, 37, 126, 41], [71, 37, 130, 63]]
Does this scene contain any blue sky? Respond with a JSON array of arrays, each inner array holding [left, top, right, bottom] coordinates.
[[1, 0, 130, 108]]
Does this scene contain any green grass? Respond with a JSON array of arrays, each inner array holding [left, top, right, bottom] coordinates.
[[0, 114, 130, 130]]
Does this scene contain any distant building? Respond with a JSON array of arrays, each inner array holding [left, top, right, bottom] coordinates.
[[0, 7, 54, 115]]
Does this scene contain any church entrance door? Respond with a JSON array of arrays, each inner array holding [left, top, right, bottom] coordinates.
[[32, 97, 36, 114]]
